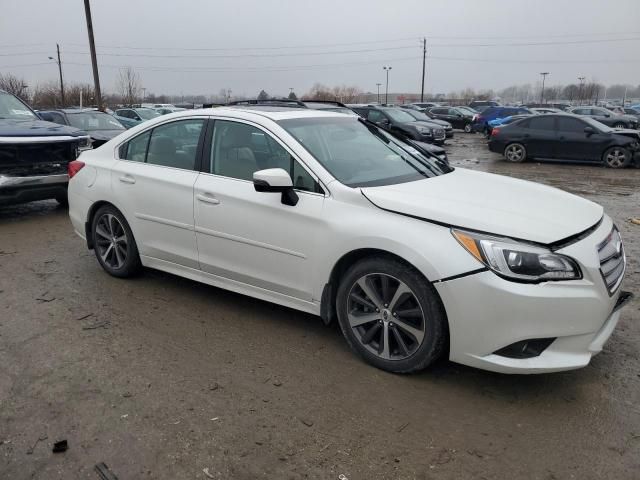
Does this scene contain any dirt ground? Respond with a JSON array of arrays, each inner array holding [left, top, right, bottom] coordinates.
[[1, 133, 639, 480]]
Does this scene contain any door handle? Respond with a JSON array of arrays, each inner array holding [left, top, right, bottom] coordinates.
[[196, 193, 220, 205], [119, 175, 136, 184]]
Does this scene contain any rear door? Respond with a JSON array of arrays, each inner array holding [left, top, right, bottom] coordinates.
[[523, 115, 558, 158], [111, 118, 206, 268]]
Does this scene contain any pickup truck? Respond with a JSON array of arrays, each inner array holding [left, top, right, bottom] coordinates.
[[0, 90, 91, 206]]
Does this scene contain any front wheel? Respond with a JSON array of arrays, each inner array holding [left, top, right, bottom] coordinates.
[[91, 205, 142, 277], [504, 143, 527, 162], [464, 123, 472, 133], [603, 146, 631, 168], [336, 257, 447, 373]]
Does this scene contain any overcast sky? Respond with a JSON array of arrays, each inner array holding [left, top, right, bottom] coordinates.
[[1, 0, 639, 98]]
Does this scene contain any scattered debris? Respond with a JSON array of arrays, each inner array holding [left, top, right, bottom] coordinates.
[[0, 250, 17, 256], [95, 462, 119, 480], [396, 422, 409, 433], [210, 417, 219, 421], [122, 392, 132, 398], [273, 380, 283, 387], [26, 434, 47, 455], [320, 443, 330, 452], [120, 414, 128, 419], [202, 467, 215, 478], [75, 313, 94, 321], [36, 296, 56, 303], [629, 218, 640, 226], [300, 418, 314, 427], [338, 474, 349, 480], [52, 439, 68, 453], [82, 321, 109, 330], [209, 382, 219, 391]]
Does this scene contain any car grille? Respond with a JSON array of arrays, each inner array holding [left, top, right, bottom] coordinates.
[[433, 128, 446, 140], [597, 227, 626, 295], [0, 141, 76, 177]]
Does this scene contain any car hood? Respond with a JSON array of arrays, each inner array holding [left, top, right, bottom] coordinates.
[[408, 120, 445, 130], [0, 118, 85, 138], [612, 129, 640, 140], [87, 129, 125, 141], [361, 168, 603, 244], [426, 118, 452, 127]]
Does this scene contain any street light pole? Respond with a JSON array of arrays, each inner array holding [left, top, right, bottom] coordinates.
[[577, 76, 585, 105], [376, 83, 382, 104], [383, 66, 392, 104], [48, 44, 65, 106], [539, 72, 549, 104]]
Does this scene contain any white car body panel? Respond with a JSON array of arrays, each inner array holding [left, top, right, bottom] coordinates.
[[67, 108, 630, 374]]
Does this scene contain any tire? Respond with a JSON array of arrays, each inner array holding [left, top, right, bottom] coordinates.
[[603, 146, 631, 168], [612, 122, 626, 129], [463, 123, 472, 133], [504, 142, 527, 162], [335, 257, 447, 374], [91, 205, 142, 277]]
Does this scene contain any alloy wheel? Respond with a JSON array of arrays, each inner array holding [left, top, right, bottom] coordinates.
[[464, 124, 472, 133], [347, 273, 426, 361], [94, 213, 129, 270], [505, 144, 525, 162], [605, 148, 627, 168]]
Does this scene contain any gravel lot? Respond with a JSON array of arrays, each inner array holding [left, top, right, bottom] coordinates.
[[1, 133, 639, 479]]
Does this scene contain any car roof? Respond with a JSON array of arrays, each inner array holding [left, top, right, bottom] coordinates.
[[162, 106, 349, 121]]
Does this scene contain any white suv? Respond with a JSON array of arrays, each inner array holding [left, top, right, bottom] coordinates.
[[67, 106, 632, 374]]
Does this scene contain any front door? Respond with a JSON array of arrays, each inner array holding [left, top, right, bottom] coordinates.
[[193, 119, 326, 301], [111, 118, 206, 268]]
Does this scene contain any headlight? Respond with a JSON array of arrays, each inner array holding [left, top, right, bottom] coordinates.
[[452, 229, 581, 282], [78, 137, 93, 151], [415, 126, 432, 135]]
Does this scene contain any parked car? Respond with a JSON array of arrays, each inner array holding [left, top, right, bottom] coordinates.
[[623, 107, 640, 118], [349, 105, 446, 145], [487, 114, 533, 133], [155, 107, 186, 115], [113, 107, 160, 128], [409, 102, 441, 109], [38, 109, 126, 147], [0, 90, 90, 206], [488, 114, 640, 168], [468, 100, 500, 111], [67, 107, 631, 374], [401, 109, 454, 138], [472, 106, 534, 133], [525, 103, 571, 111], [426, 106, 474, 133], [567, 106, 639, 129]]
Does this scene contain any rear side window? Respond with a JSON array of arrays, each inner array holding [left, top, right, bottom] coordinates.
[[528, 116, 556, 131], [557, 117, 586, 133], [120, 130, 151, 162], [146, 119, 204, 170]]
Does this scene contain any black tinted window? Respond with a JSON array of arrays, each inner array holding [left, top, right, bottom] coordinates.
[[557, 117, 586, 133], [528, 116, 556, 131], [146, 119, 204, 170]]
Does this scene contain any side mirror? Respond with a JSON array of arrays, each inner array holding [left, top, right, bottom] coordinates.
[[584, 126, 595, 136], [253, 168, 299, 206]]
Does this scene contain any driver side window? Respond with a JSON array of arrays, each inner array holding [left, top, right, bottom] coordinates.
[[367, 110, 386, 123], [210, 120, 323, 193]]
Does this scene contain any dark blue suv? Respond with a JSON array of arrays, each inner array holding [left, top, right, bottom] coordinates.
[[472, 106, 533, 133]]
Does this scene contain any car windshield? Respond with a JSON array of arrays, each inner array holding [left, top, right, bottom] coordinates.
[[136, 108, 160, 120], [384, 109, 417, 123], [66, 112, 125, 131], [278, 116, 451, 188], [405, 110, 432, 122], [0, 93, 37, 120]]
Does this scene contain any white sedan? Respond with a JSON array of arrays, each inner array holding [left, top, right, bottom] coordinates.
[[67, 107, 632, 374]]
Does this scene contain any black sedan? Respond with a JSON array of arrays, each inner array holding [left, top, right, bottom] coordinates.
[[38, 109, 126, 147], [488, 114, 640, 168], [426, 106, 474, 132], [402, 109, 454, 138]]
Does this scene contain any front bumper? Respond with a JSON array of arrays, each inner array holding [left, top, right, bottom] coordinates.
[[0, 173, 69, 205], [435, 216, 633, 373]]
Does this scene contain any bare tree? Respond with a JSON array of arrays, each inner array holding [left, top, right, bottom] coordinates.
[[0, 73, 29, 102], [117, 67, 141, 106]]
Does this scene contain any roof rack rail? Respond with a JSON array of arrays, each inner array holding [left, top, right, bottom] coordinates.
[[226, 99, 307, 108], [299, 99, 348, 108]]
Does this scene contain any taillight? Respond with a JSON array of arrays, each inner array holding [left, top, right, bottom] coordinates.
[[68, 160, 85, 179], [491, 128, 500, 136]]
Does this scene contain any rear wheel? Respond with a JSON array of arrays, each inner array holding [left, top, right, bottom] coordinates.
[[336, 257, 447, 373], [463, 123, 472, 133], [603, 146, 631, 168], [91, 205, 141, 277], [504, 143, 527, 162]]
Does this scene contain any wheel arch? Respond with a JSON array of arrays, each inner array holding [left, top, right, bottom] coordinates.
[[320, 248, 446, 327]]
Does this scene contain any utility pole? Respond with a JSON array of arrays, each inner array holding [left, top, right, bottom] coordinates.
[[383, 66, 392, 104], [376, 83, 382, 104], [577, 76, 585, 105], [539, 72, 549, 104], [83, 0, 103, 110], [420, 38, 426, 102]]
